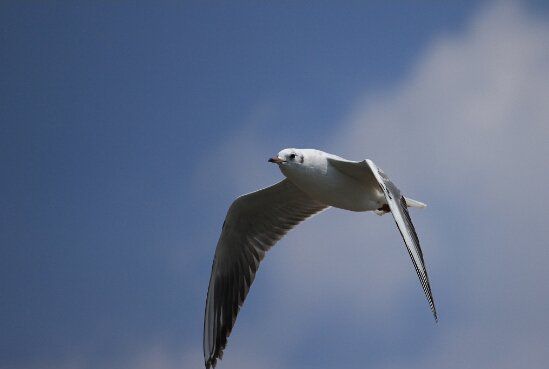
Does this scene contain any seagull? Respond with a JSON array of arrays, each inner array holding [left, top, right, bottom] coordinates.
[[203, 148, 437, 368]]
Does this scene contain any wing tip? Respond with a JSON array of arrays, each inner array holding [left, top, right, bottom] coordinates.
[[205, 349, 223, 369], [428, 294, 438, 323], [205, 358, 216, 369]]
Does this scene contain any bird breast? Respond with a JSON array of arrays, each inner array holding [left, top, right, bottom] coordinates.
[[282, 163, 383, 212]]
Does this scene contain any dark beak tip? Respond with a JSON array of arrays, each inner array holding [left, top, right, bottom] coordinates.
[[268, 156, 284, 164]]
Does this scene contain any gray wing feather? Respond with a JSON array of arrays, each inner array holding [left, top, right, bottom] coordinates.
[[204, 179, 327, 368], [364, 159, 438, 321]]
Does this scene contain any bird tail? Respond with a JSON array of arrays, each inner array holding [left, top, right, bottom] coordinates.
[[404, 197, 427, 209]]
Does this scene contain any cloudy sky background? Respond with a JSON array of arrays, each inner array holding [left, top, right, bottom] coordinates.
[[2, 1, 549, 369]]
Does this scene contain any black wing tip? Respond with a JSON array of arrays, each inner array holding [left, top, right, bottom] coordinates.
[[205, 335, 227, 369], [428, 295, 438, 323], [425, 283, 438, 323], [205, 352, 222, 369], [205, 358, 215, 369]]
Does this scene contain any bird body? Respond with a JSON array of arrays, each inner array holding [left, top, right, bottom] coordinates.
[[203, 148, 436, 369], [278, 149, 384, 212]]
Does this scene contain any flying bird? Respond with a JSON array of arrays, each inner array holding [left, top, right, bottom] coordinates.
[[203, 148, 437, 368]]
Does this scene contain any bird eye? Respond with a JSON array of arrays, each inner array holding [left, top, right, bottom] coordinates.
[[289, 154, 296, 160]]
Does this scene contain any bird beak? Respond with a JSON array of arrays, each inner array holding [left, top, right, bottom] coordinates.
[[268, 157, 285, 164]]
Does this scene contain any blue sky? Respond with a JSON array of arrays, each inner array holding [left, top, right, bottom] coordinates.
[[2, 2, 549, 369]]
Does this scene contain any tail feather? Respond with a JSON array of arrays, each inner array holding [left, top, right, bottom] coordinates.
[[404, 197, 427, 209]]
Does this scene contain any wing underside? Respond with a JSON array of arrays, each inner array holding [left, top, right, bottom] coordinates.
[[364, 159, 438, 321], [204, 179, 327, 368]]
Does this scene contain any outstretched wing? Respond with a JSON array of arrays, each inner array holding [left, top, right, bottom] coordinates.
[[204, 179, 328, 368], [364, 159, 438, 321]]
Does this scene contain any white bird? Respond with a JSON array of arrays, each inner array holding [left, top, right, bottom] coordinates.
[[203, 148, 437, 368]]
